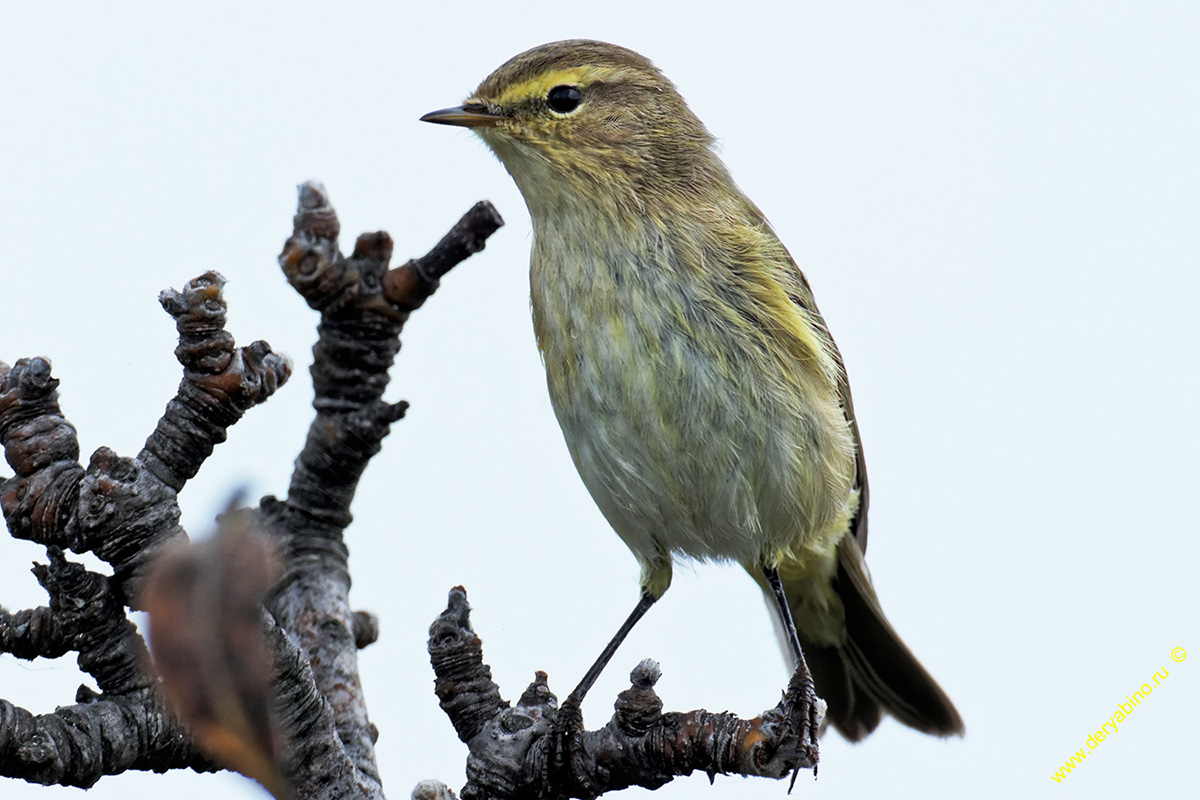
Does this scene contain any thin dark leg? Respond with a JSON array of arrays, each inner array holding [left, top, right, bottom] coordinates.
[[566, 591, 658, 705], [550, 591, 659, 794], [762, 565, 806, 668], [762, 564, 821, 780]]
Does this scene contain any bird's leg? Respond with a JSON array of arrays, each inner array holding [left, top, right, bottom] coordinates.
[[565, 590, 658, 709], [550, 591, 658, 792], [762, 564, 821, 775]]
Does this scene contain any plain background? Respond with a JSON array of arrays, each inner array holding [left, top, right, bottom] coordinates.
[[2, 2, 1197, 798]]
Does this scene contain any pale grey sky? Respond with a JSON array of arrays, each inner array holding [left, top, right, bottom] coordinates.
[[2, 2, 1197, 799]]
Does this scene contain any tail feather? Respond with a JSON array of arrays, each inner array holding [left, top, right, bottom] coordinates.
[[804, 644, 883, 741], [832, 535, 963, 738], [753, 535, 963, 741]]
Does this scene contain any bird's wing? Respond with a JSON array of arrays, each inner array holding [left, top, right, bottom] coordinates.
[[778, 253, 870, 555], [734, 194, 870, 553], [836, 359, 870, 554], [782, 262, 868, 556]]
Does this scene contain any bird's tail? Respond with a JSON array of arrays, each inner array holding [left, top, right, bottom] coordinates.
[[749, 535, 964, 741]]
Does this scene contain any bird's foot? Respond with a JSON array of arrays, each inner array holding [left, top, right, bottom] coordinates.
[[546, 692, 596, 798], [784, 665, 822, 790]]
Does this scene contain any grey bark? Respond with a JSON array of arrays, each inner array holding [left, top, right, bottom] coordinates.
[[2, 183, 815, 800]]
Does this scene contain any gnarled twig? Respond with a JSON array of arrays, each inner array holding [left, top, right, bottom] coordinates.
[[426, 587, 819, 800]]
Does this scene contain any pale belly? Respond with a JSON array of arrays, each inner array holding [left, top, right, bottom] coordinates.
[[531, 244, 856, 573]]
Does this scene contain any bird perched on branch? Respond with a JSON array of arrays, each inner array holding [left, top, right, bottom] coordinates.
[[423, 39, 962, 748]]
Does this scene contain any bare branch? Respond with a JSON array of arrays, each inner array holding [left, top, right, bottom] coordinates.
[[32, 547, 150, 696], [427, 587, 818, 800], [0, 357, 85, 553], [2, 181, 825, 800], [0, 604, 68, 661], [1, 267, 292, 786], [0, 691, 214, 788], [264, 182, 504, 797], [383, 200, 505, 312], [147, 272, 293, 493], [0, 182, 506, 798]]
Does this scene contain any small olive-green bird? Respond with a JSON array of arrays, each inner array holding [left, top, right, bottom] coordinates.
[[423, 39, 963, 743]]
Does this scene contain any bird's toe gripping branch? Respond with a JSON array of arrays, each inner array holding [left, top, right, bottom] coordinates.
[[425, 587, 820, 800]]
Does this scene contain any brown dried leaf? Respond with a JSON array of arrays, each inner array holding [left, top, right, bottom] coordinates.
[[141, 518, 289, 800]]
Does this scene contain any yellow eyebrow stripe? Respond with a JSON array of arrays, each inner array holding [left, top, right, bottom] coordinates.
[[490, 66, 622, 107]]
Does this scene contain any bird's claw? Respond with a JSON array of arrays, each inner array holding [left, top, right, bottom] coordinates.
[[546, 692, 591, 796], [783, 665, 821, 791]]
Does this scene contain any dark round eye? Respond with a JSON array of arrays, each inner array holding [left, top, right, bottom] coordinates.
[[546, 85, 582, 114]]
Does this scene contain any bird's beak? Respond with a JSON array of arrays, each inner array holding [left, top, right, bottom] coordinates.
[[420, 103, 504, 128]]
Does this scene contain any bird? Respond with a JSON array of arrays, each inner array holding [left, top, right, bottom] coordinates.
[[422, 39, 963, 745]]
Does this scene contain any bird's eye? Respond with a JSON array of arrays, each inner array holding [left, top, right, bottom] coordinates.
[[546, 85, 583, 114]]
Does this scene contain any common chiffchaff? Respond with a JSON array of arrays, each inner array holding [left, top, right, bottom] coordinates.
[[423, 39, 962, 743]]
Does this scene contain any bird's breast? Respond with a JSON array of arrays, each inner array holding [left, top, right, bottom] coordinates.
[[529, 215, 857, 569]]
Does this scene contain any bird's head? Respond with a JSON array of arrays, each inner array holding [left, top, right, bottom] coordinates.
[[422, 40, 721, 217]]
